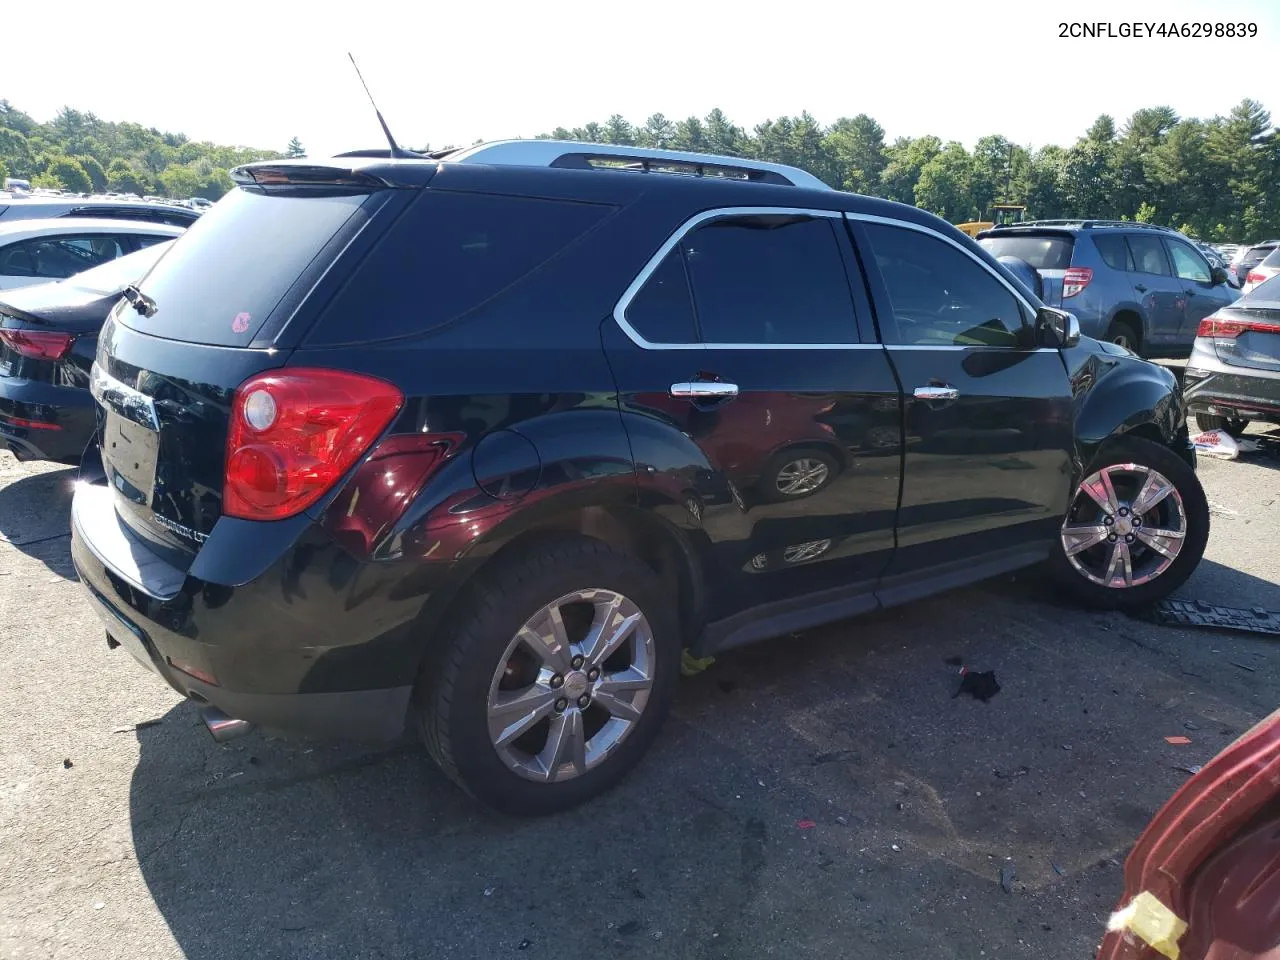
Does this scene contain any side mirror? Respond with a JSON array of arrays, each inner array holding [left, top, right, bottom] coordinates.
[[1036, 307, 1081, 349], [1210, 266, 1229, 286]]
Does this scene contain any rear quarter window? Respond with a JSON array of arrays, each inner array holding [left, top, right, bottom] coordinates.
[[977, 234, 1074, 270], [1091, 234, 1133, 271], [304, 191, 614, 346]]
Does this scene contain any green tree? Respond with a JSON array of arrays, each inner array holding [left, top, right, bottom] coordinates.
[[285, 136, 305, 158], [0, 157, 8, 184], [823, 115, 886, 194], [106, 158, 150, 195], [880, 135, 941, 205], [0, 129, 32, 178], [672, 116, 706, 153], [75, 154, 107, 191], [914, 142, 977, 221], [45, 155, 92, 193], [703, 108, 744, 156], [603, 115, 634, 146], [638, 114, 675, 149]]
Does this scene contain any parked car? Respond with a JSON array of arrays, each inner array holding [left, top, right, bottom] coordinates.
[[0, 240, 174, 463], [1184, 273, 1280, 435], [187, 197, 214, 211], [0, 218, 182, 290], [1240, 246, 1280, 295], [977, 220, 1239, 358], [0, 196, 200, 228], [70, 141, 1210, 815], [1095, 706, 1279, 960], [1229, 240, 1280, 285]]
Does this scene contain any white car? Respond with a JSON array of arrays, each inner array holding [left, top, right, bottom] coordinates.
[[1241, 247, 1280, 295], [0, 218, 185, 290]]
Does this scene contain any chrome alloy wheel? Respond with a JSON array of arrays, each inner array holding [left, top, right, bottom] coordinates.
[[775, 458, 830, 496], [487, 589, 655, 783], [1060, 462, 1187, 588]]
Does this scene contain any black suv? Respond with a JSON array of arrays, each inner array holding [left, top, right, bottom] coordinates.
[[70, 140, 1209, 815]]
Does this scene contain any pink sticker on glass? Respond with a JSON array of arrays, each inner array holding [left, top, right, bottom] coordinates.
[[232, 312, 251, 334]]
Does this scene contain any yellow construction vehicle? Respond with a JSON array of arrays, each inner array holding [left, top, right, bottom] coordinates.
[[956, 204, 1027, 238]]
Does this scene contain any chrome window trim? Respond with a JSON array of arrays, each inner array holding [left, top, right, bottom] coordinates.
[[613, 207, 1050, 352]]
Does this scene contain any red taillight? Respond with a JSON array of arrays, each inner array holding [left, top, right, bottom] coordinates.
[[224, 368, 404, 521], [1246, 271, 1266, 285], [0, 413, 61, 430], [1197, 314, 1280, 339], [1062, 267, 1093, 298], [0, 329, 74, 360]]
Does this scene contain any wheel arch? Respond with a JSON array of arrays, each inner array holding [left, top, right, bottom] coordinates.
[[413, 496, 709, 661], [1073, 371, 1191, 475], [1105, 306, 1146, 350]]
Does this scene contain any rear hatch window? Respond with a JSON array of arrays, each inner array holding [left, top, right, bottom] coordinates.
[[115, 188, 372, 346], [978, 234, 1074, 270]]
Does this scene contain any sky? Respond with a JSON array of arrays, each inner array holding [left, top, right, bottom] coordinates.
[[6, 0, 1279, 158]]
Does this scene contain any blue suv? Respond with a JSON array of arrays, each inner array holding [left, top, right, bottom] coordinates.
[[978, 220, 1239, 358]]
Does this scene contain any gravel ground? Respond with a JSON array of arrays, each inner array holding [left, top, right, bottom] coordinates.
[[1, 438, 1277, 960]]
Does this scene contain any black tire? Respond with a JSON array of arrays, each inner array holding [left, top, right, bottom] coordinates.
[[1105, 319, 1141, 355], [1194, 413, 1250, 437], [757, 446, 840, 503], [414, 535, 680, 816], [1048, 436, 1209, 610]]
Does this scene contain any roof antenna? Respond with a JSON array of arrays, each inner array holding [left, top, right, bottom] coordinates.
[[348, 53, 413, 159]]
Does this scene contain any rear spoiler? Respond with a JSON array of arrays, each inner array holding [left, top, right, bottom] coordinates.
[[230, 163, 413, 190]]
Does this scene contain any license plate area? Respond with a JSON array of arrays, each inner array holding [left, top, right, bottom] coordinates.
[[103, 408, 159, 505]]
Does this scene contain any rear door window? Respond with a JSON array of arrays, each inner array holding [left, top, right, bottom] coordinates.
[[1126, 235, 1172, 276], [1091, 234, 1134, 271], [624, 248, 698, 343], [680, 214, 859, 344], [306, 191, 614, 346]]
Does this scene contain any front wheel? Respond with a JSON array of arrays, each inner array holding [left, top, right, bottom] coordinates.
[[1049, 437, 1209, 609], [414, 536, 680, 816]]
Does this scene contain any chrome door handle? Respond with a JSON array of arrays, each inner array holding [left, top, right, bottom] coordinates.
[[670, 381, 739, 399], [913, 385, 959, 401]]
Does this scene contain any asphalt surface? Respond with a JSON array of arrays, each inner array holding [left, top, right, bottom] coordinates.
[[1, 435, 1278, 960]]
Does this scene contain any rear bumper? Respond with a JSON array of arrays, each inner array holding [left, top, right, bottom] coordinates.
[[0, 376, 95, 462], [1183, 363, 1280, 425], [69, 481, 419, 742]]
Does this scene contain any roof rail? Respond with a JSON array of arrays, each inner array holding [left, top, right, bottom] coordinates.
[[442, 139, 832, 191], [991, 218, 1179, 233]]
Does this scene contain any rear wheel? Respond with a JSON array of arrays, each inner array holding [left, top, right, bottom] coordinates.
[[1049, 437, 1209, 609], [415, 536, 680, 816], [1194, 413, 1250, 437], [1105, 319, 1141, 355]]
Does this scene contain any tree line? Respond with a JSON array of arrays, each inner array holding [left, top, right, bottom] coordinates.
[[3, 98, 1276, 242], [533, 101, 1277, 242], [0, 101, 301, 200]]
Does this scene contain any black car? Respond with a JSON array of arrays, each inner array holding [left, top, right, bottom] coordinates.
[[1185, 273, 1280, 434], [69, 141, 1210, 815], [1230, 240, 1280, 285], [0, 241, 174, 463]]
